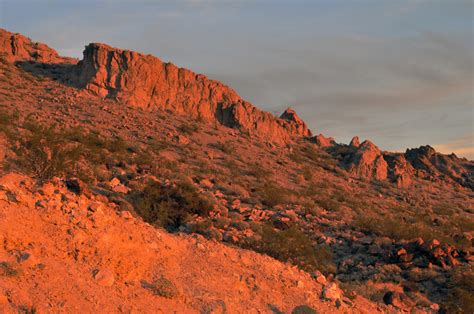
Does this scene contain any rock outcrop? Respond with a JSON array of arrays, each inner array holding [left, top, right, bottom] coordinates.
[[405, 146, 474, 189], [384, 153, 414, 188], [0, 28, 75, 64], [312, 134, 335, 148], [279, 107, 312, 137], [71, 43, 311, 143], [349, 136, 360, 148], [347, 140, 388, 181]]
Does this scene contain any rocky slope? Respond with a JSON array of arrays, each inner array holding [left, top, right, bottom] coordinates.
[[0, 173, 381, 313], [0, 28, 473, 313]]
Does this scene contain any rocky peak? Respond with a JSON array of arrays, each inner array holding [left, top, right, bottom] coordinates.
[[350, 136, 360, 148], [405, 145, 474, 189], [72, 43, 312, 144], [312, 134, 335, 148], [279, 108, 312, 137], [0, 28, 75, 64], [347, 140, 388, 180], [406, 145, 436, 160]]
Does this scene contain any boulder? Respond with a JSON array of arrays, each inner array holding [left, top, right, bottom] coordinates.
[[93, 269, 115, 287], [347, 140, 388, 180], [321, 282, 343, 301]]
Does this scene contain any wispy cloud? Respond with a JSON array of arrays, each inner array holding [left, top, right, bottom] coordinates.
[[433, 136, 474, 160]]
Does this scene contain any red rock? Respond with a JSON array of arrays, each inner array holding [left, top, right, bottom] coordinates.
[[396, 248, 407, 256], [120, 211, 134, 219], [0, 28, 76, 64], [312, 134, 335, 148], [349, 136, 360, 148], [94, 269, 115, 287], [72, 43, 311, 144], [279, 107, 312, 137], [322, 282, 343, 301], [348, 140, 388, 180]]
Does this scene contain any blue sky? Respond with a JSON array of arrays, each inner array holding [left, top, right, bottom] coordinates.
[[1, 0, 473, 158]]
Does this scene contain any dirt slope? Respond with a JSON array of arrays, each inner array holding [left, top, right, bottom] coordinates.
[[0, 173, 381, 313]]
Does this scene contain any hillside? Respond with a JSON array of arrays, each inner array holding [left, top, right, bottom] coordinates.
[[0, 29, 473, 313]]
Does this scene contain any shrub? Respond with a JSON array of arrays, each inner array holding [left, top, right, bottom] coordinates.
[[257, 183, 289, 207], [210, 141, 234, 155], [243, 224, 335, 274], [0, 261, 18, 277], [141, 276, 178, 298], [132, 180, 214, 230], [7, 122, 81, 181], [0, 107, 19, 136], [178, 122, 199, 135], [443, 267, 474, 313]]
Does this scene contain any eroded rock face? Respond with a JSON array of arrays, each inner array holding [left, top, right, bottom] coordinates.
[[384, 154, 414, 188], [348, 140, 388, 180], [72, 43, 311, 143], [0, 28, 75, 64]]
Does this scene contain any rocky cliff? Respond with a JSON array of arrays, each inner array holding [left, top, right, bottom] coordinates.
[[72, 43, 311, 143], [0, 28, 75, 64]]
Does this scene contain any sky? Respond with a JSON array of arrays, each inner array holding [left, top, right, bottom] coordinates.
[[1, 0, 473, 159]]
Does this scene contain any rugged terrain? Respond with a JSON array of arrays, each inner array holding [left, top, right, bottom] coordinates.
[[0, 29, 473, 313]]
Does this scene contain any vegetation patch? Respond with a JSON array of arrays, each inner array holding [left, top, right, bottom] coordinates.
[[131, 179, 214, 230], [243, 224, 335, 274]]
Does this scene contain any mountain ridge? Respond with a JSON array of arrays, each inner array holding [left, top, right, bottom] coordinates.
[[0, 28, 473, 312]]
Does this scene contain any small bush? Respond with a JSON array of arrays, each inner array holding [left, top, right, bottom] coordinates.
[[141, 276, 178, 298], [132, 180, 214, 230], [243, 224, 335, 274], [0, 261, 18, 277], [443, 267, 474, 313], [257, 184, 289, 207], [210, 141, 234, 155], [178, 122, 199, 135], [7, 122, 81, 181]]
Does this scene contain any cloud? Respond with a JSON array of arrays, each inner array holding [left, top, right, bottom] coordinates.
[[433, 136, 474, 160]]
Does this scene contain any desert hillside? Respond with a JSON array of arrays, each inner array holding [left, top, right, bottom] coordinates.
[[0, 29, 472, 313]]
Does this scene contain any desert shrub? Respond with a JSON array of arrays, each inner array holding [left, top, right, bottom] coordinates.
[[442, 267, 474, 313], [0, 261, 18, 277], [178, 121, 199, 135], [243, 224, 335, 274], [0, 107, 19, 136], [291, 305, 318, 314], [132, 180, 214, 230], [210, 141, 234, 155], [245, 162, 272, 178], [7, 122, 81, 181], [354, 214, 445, 244], [257, 183, 289, 207], [314, 196, 341, 212], [302, 167, 313, 181], [141, 276, 178, 298]]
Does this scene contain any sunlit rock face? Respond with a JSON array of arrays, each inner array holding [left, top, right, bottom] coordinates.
[[73, 43, 312, 144]]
